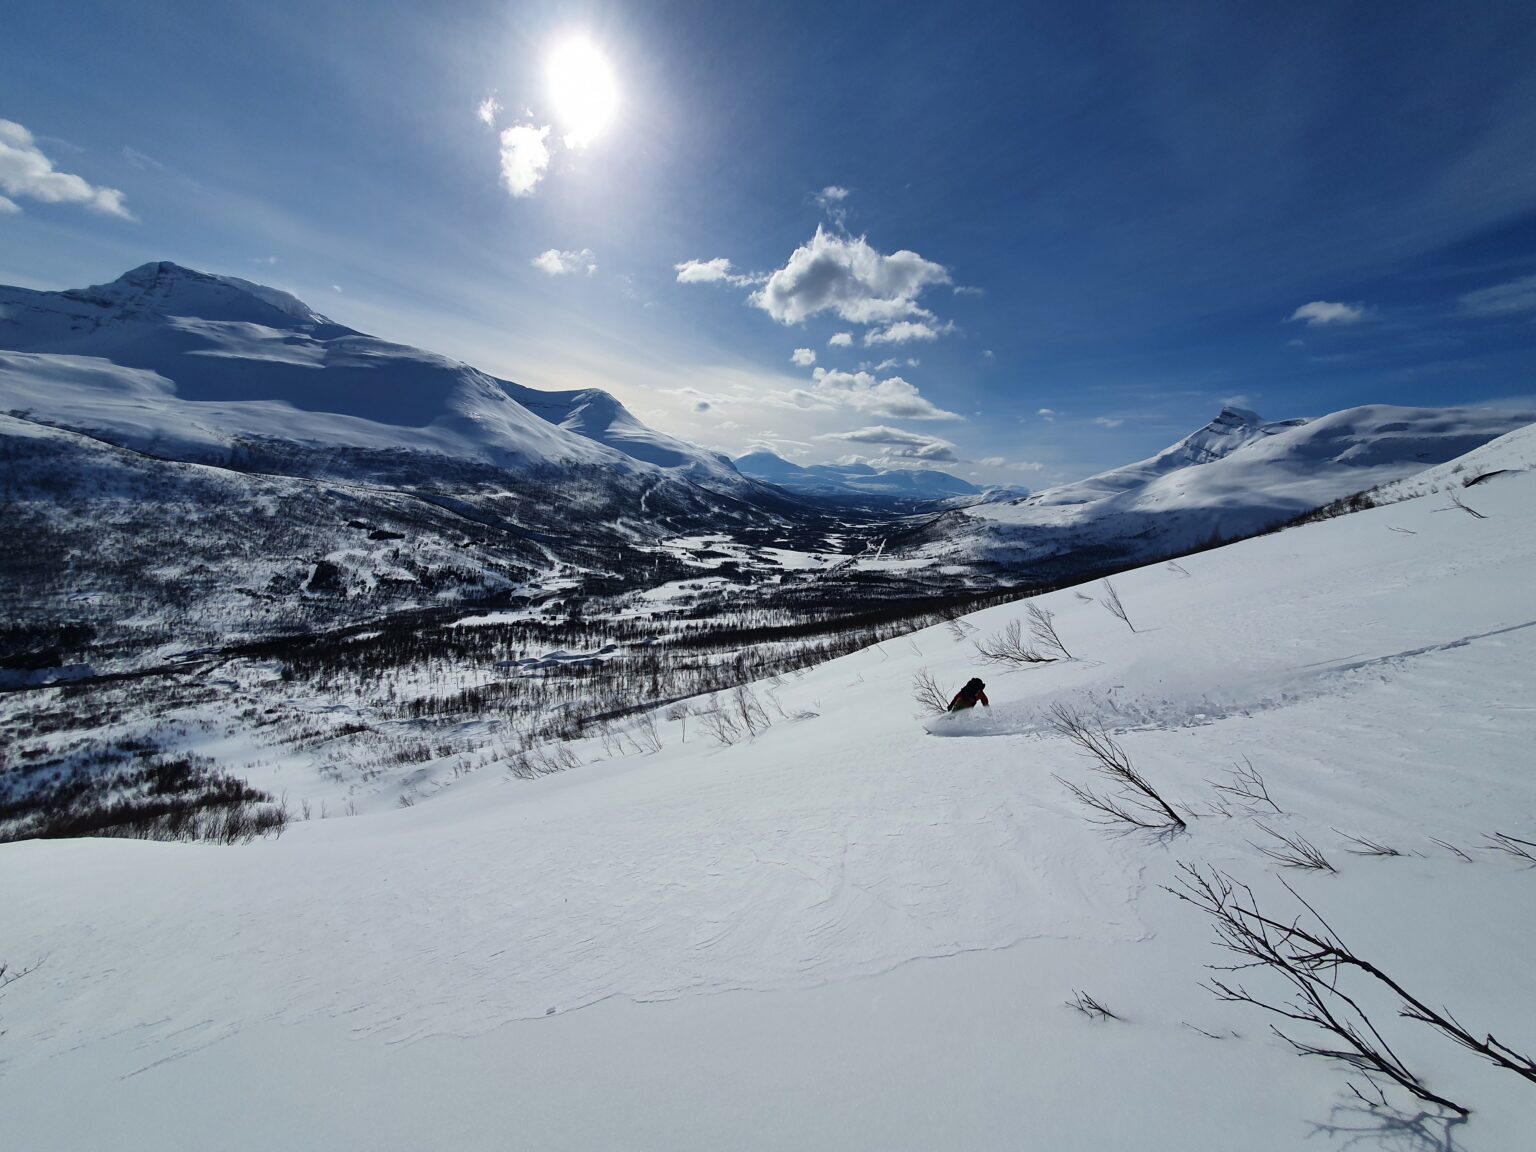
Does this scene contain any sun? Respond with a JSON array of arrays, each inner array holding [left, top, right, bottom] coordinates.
[[547, 37, 619, 149]]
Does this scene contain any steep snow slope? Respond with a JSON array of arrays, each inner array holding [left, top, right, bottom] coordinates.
[[3, 448, 1534, 1150], [0, 262, 743, 485]]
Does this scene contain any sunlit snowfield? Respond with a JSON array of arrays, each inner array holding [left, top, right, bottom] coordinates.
[[3, 430, 1535, 1150]]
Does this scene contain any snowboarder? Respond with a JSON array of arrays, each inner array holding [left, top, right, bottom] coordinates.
[[948, 677, 989, 712]]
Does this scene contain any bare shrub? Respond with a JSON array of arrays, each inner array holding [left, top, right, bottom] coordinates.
[[1066, 990, 1121, 1021], [1208, 757, 1282, 814], [698, 699, 742, 747], [1336, 831, 1403, 858], [1026, 602, 1072, 660], [1168, 863, 1536, 1117], [1100, 579, 1136, 633], [1482, 831, 1536, 864], [974, 619, 1052, 666], [1048, 702, 1185, 832], [1250, 822, 1335, 872], [1448, 491, 1486, 519], [911, 668, 951, 716], [632, 710, 663, 753], [732, 686, 770, 736], [1429, 836, 1472, 863], [664, 702, 690, 743]]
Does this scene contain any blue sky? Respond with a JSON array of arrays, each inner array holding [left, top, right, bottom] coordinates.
[[4, 1, 1535, 486]]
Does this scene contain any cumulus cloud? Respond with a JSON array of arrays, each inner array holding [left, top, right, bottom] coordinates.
[[0, 119, 132, 218], [499, 123, 551, 197], [1288, 300, 1367, 326], [674, 257, 763, 287], [1036, 408, 1057, 422], [807, 367, 961, 421], [477, 95, 503, 127], [828, 332, 853, 348], [820, 425, 959, 463], [750, 227, 951, 326], [532, 247, 598, 276], [863, 319, 952, 345], [1459, 274, 1536, 317], [791, 347, 817, 367]]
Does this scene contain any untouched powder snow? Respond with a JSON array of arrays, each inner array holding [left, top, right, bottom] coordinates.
[[3, 453, 1536, 1149]]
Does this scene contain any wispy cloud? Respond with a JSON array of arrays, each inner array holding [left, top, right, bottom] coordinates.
[[791, 347, 816, 367], [750, 227, 951, 326], [815, 184, 851, 227], [1093, 415, 1124, 428], [499, 124, 551, 197], [820, 425, 958, 463], [1459, 274, 1536, 317], [0, 195, 19, 214], [805, 367, 961, 421], [0, 119, 132, 219], [532, 247, 598, 276], [1287, 300, 1368, 326]]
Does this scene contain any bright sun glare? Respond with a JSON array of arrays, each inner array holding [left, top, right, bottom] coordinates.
[[547, 37, 619, 149]]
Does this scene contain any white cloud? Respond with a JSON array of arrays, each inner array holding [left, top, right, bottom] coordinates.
[[815, 185, 851, 227], [978, 456, 1005, 467], [750, 227, 950, 326], [1094, 416, 1124, 428], [0, 195, 19, 214], [863, 319, 952, 346], [0, 119, 133, 218], [532, 247, 598, 276], [499, 123, 551, 197], [820, 425, 958, 463], [674, 257, 762, 287], [791, 347, 817, 367], [1459, 274, 1536, 317], [981, 349, 995, 360], [953, 285, 984, 297], [808, 367, 961, 421], [477, 95, 503, 127], [828, 332, 853, 348], [1287, 300, 1367, 326], [1011, 460, 1047, 472]]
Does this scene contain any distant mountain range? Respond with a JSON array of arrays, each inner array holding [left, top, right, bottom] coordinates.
[[733, 451, 988, 500], [894, 403, 1536, 579], [2, 262, 1532, 670]]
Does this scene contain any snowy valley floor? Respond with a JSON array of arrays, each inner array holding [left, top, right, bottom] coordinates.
[[3, 467, 1535, 1150]]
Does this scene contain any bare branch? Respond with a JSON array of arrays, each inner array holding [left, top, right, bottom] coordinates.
[[1100, 579, 1136, 633], [1250, 822, 1336, 872], [974, 619, 1054, 666], [1066, 990, 1121, 1021], [1049, 702, 1184, 831], [1026, 601, 1073, 660], [1208, 756, 1282, 814], [911, 668, 951, 717]]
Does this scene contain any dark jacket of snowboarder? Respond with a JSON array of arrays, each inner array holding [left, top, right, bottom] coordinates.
[[948, 677, 989, 712]]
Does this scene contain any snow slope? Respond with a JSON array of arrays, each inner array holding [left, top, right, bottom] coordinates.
[[3, 442, 1535, 1149], [0, 262, 743, 485]]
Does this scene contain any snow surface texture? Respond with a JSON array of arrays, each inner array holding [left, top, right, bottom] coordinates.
[[4, 439, 1536, 1149], [0, 262, 743, 486]]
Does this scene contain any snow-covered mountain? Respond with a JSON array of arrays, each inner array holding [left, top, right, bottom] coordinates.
[[734, 450, 984, 500], [897, 403, 1534, 578], [0, 262, 743, 486]]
